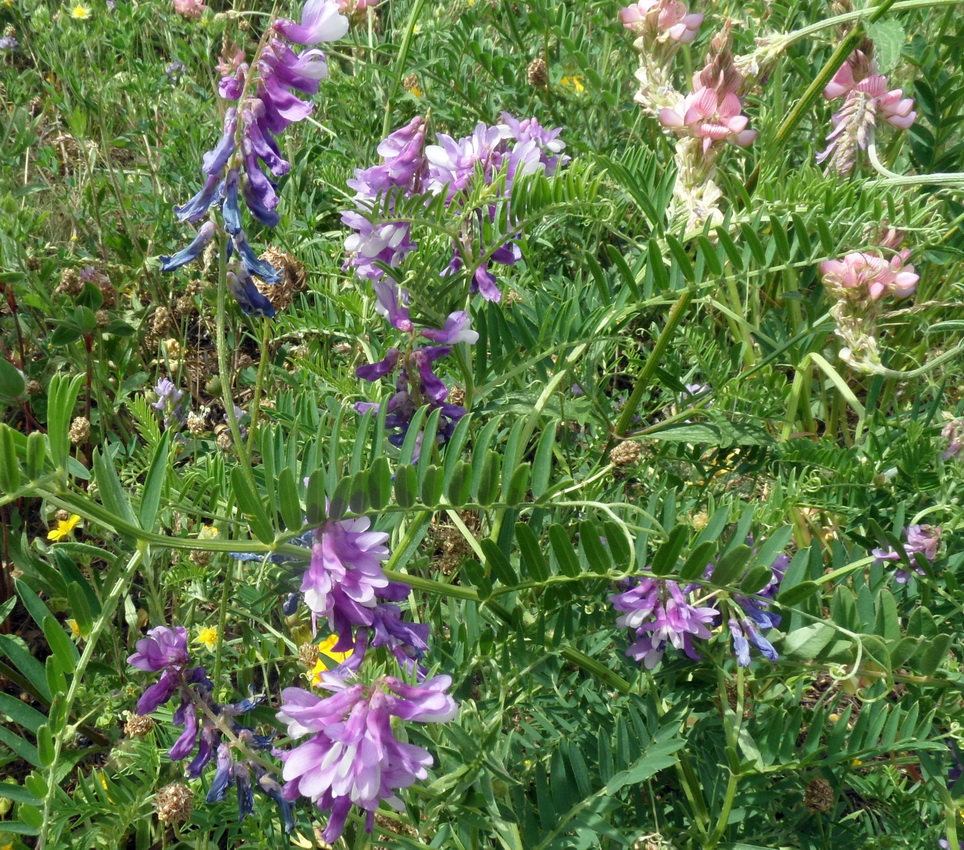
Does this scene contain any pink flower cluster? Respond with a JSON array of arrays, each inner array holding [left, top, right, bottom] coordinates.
[[173, 0, 206, 18], [659, 85, 756, 153], [620, 0, 703, 44], [817, 50, 916, 174], [819, 249, 918, 301]]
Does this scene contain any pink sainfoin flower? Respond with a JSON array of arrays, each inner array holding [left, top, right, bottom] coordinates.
[[817, 49, 916, 175], [620, 0, 703, 44], [819, 249, 919, 301], [659, 86, 757, 153], [173, 0, 207, 18], [278, 672, 457, 843]]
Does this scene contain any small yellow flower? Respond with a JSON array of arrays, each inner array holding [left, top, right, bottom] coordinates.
[[309, 635, 353, 687], [560, 75, 586, 93], [197, 524, 219, 539], [851, 758, 862, 767], [70, 3, 90, 18], [47, 514, 81, 541], [66, 619, 89, 639], [194, 626, 219, 651]]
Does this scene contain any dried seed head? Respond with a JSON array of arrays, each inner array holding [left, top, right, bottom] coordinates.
[[216, 432, 233, 452], [804, 777, 834, 813], [26, 379, 43, 395], [255, 247, 306, 313], [186, 410, 208, 436], [154, 781, 194, 824], [299, 641, 319, 668], [152, 306, 171, 333], [55, 509, 70, 522], [124, 714, 155, 737], [68, 416, 91, 445], [527, 57, 549, 88], [57, 268, 83, 297], [95, 309, 110, 328], [402, 73, 422, 96], [175, 295, 195, 315], [448, 386, 465, 406], [610, 441, 642, 467]]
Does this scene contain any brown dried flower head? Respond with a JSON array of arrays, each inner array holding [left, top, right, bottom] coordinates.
[[154, 781, 194, 824]]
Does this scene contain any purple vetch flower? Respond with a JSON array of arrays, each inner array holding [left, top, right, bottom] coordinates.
[[874, 524, 942, 583], [274, 0, 349, 46], [942, 418, 964, 460], [343, 113, 567, 305], [420, 311, 479, 345], [159, 221, 216, 272], [301, 515, 391, 635], [161, 0, 347, 312], [128, 625, 190, 671], [610, 576, 718, 669], [355, 343, 467, 450], [277, 673, 457, 843], [151, 378, 189, 428]]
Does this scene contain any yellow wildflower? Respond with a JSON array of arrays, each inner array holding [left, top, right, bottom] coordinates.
[[309, 635, 353, 687], [197, 524, 219, 539], [560, 75, 586, 93], [70, 3, 90, 18], [47, 514, 81, 541], [194, 626, 219, 651], [66, 619, 89, 639]]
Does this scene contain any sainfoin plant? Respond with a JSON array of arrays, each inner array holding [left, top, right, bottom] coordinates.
[[3, 0, 964, 847]]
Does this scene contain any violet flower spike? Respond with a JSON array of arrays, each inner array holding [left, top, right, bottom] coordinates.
[[278, 675, 457, 844]]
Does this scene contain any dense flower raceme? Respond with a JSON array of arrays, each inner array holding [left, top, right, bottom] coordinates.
[[820, 248, 919, 303], [343, 113, 568, 303], [159, 0, 349, 315], [278, 672, 457, 843], [127, 626, 293, 828], [152, 377, 189, 429], [659, 84, 757, 153], [873, 524, 942, 584], [299, 515, 431, 672], [817, 48, 916, 175], [620, 0, 703, 44], [610, 550, 786, 668], [346, 115, 544, 446]]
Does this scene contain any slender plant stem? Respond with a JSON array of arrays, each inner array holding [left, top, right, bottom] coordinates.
[[41, 544, 147, 848], [608, 286, 694, 449]]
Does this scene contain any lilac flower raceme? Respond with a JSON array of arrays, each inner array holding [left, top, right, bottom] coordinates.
[[128, 627, 289, 826], [611, 546, 787, 669], [873, 524, 942, 583], [817, 48, 916, 175], [299, 515, 430, 671], [160, 0, 347, 314], [278, 672, 457, 843], [343, 113, 567, 304], [610, 577, 718, 669], [152, 377, 189, 429]]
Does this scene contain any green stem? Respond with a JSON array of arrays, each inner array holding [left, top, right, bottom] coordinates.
[[609, 286, 694, 448], [246, 317, 272, 458], [41, 544, 147, 847], [381, 0, 426, 140]]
